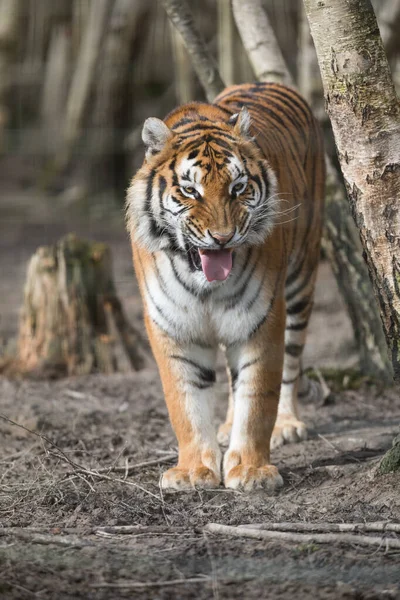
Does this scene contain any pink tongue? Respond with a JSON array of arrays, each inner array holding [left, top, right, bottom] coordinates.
[[200, 250, 232, 282]]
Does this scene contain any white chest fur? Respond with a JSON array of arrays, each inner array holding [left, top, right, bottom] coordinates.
[[143, 249, 274, 347]]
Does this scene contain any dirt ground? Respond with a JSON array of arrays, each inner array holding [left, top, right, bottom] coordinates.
[[0, 179, 400, 599]]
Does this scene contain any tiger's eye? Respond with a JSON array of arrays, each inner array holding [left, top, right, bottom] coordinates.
[[180, 185, 200, 199], [232, 182, 246, 195]]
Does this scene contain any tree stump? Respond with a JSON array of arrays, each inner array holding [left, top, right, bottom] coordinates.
[[378, 434, 400, 474], [17, 234, 146, 377]]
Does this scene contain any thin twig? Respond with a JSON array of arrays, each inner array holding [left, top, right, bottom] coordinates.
[[0, 414, 81, 468], [204, 523, 400, 549], [0, 579, 37, 598], [317, 433, 342, 454], [96, 453, 177, 474], [0, 414, 160, 500], [314, 368, 331, 401], [159, 473, 171, 526]]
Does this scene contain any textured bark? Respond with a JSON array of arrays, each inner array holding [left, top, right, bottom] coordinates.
[[304, 0, 400, 381], [160, 0, 225, 101], [231, 0, 392, 381], [18, 235, 146, 377], [324, 160, 392, 379], [379, 433, 400, 473]]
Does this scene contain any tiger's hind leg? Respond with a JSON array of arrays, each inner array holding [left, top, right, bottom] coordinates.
[[271, 264, 319, 449]]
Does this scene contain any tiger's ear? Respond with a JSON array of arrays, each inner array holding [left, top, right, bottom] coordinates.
[[229, 107, 252, 139], [142, 117, 172, 159]]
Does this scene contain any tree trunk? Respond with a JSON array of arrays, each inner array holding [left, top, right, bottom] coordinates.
[[169, 21, 195, 105], [70, 0, 149, 198], [71, 0, 91, 56], [217, 0, 235, 86], [378, 433, 400, 474], [324, 160, 392, 378], [303, 0, 400, 381], [232, 0, 392, 382], [377, 0, 400, 61], [231, 0, 291, 85], [17, 234, 146, 377], [160, 0, 225, 101], [41, 24, 71, 156], [297, 3, 324, 118], [58, 0, 115, 170], [0, 0, 22, 152]]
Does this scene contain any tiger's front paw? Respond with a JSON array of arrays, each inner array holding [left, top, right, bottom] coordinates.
[[223, 450, 283, 492], [162, 465, 221, 490], [271, 413, 308, 449]]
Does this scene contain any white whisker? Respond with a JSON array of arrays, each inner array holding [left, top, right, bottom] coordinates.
[[275, 214, 301, 225]]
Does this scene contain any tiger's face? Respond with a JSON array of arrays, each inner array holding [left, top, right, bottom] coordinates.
[[127, 106, 277, 283]]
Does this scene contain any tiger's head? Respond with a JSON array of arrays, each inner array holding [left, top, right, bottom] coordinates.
[[127, 104, 278, 282]]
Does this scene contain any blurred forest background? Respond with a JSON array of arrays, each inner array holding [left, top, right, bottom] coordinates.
[[0, 0, 397, 209]]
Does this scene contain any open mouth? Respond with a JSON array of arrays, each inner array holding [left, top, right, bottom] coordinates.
[[187, 247, 233, 282]]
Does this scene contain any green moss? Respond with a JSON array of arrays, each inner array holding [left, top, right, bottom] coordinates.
[[296, 543, 319, 554], [378, 435, 400, 474], [305, 367, 380, 392]]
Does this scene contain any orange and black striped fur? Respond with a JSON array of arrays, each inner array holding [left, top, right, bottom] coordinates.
[[126, 82, 325, 491]]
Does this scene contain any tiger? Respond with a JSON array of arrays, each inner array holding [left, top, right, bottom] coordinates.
[[126, 81, 325, 492]]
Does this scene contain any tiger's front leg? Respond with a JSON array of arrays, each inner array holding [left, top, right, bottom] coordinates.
[[147, 319, 222, 490], [223, 300, 285, 492]]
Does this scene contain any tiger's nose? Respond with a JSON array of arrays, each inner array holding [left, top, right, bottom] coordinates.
[[210, 230, 235, 245]]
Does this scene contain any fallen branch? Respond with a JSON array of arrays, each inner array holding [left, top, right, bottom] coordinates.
[[94, 524, 185, 535], [204, 523, 400, 549], [0, 529, 90, 549], [237, 522, 400, 534], [0, 525, 187, 547], [91, 577, 210, 589]]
